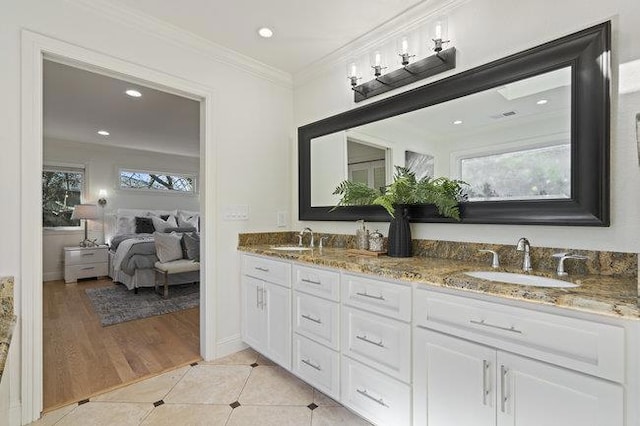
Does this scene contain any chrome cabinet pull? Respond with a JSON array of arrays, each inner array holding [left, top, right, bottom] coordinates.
[[500, 365, 508, 413], [256, 286, 261, 309], [81, 252, 95, 256], [356, 388, 389, 408], [482, 360, 490, 406], [355, 291, 385, 301], [301, 358, 321, 371], [254, 266, 269, 272], [356, 334, 384, 348], [301, 314, 322, 324], [80, 266, 95, 271], [470, 319, 522, 334], [301, 278, 322, 285]]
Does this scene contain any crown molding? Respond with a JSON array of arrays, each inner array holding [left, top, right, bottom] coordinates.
[[293, 0, 469, 87], [69, 0, 293, 89]]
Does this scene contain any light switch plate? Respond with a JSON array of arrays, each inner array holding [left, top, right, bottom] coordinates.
[[223, 205, 249, 221]]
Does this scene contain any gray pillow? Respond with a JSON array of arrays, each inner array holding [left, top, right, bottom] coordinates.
[[154, 232, 183, 263], [164, 226, 197, 233], [183, 232, 200, 262]]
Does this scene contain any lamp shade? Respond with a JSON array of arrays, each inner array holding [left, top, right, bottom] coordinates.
[[71, 204, 99, 220]]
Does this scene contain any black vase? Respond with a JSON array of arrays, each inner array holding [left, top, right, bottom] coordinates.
[[387, 206, 412, 257]]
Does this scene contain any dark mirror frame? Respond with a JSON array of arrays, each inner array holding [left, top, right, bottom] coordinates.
[[298, 22, 610, 226]]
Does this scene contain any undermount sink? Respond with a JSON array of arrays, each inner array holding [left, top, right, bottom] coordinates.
[[465, 271, 579, 288], [270, 245, 312, 251]]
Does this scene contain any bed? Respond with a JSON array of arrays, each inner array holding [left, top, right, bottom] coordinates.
[[107, 208, 200, 291]]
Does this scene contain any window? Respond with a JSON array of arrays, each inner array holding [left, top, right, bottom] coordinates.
[[119, 169, 196, 194], [42, 165, 85, 227], [460, 144, 571, 201]]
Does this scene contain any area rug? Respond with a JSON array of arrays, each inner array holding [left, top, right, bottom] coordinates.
[[85, 283, 199, 326]]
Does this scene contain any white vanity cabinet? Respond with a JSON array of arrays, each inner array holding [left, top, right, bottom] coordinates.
[[239, 252, 636, 426], [292, 264, 341, 399], [413, 289, 626, 426], [340, 273, 412, 424], [241, 255, 292, 370]]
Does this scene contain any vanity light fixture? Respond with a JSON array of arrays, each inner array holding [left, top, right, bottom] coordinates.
[[125, 89, 142, 98], [258, 27, 273, 38], [349, 24, 456, 102], [347, 62, 362, 87], [537, 99, 549, 105], [97, 130, 110, 136], [432, 20, 450, 52], [371, 51, 387, 77], [398, 36, 415, 66]]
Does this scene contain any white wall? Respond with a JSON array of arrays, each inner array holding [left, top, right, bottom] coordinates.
[[293, 0, 640, 254], [1, 1, 293, 422], [42, 138, 201, 281]]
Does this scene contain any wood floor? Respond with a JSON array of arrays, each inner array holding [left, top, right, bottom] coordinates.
[[43, 278, 201, 411]]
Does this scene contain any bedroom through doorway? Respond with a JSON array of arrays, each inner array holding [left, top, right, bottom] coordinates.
[[41, 59, 204, 411]]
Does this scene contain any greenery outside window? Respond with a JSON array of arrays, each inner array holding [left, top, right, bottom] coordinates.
[[119, 168, 196, 194], [43, 165, 85, 228], [458, 143, 571, 201]]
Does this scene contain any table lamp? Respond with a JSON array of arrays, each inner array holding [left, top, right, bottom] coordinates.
[[71, 204, 99, 247]]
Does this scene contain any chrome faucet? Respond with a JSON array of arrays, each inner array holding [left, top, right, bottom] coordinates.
[[552, 252, 589, 276], [299, 227, 314, 248], [516, 237, 532, 272]]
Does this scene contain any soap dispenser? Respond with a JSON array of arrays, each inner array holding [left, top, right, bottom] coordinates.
[[355, 219, 369, 250]]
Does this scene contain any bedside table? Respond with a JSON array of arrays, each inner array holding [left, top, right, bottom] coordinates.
[[64, 246, 109, 284]]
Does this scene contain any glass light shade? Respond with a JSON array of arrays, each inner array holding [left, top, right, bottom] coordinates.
[[71, 204, 99, 220], [430, 17, 448, 41], [98, 189, 107, 198]]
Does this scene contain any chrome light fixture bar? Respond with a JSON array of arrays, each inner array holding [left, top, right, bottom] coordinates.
[[351, 47, 456, 103]]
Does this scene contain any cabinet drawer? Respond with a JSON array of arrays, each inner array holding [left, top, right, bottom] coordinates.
[[342, 306, 411, 383], [292, 334, 340, 400], [242, 255, 291, 287], [293, 265, 340, 301], [341, 356, 410, 426], [342, 273, 411, 322], [65, 248, 108, 266], [414, 289, 625, 382], [66, 262, 108, 280], [294, 292, 340, 350]]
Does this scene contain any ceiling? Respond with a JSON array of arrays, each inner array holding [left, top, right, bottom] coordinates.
[[44, 60, 200, 157], [104, 0, 425, 73]]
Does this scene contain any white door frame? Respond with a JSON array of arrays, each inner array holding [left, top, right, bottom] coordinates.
[[21, 30, 217, 423]]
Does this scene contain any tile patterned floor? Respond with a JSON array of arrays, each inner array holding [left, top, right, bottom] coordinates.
[[31, 348, 372, 426]]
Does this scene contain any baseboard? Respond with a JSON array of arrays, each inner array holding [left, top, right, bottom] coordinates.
[[214, 334, 247, 360], [43, 271, 63, 282]]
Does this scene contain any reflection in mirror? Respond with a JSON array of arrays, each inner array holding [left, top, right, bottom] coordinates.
[[310, 67, 571, 206], [347, 139, 388, 191], [405, 151, 434, 180]]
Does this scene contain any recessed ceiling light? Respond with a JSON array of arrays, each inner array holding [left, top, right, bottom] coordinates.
[[97, 130, 110, 136], [453, 120, 463, 125], [125, 89, 142, 98], [536, 99, 548, 105], [258, 27, 274, 38]]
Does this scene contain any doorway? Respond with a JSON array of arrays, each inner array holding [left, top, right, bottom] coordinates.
[[21, 31, 216, 422]]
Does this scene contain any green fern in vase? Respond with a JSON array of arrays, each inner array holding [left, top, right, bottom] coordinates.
[[332, 166, 467, 220]]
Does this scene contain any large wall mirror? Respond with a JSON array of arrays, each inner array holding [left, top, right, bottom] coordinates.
[[299, 22, 610, 225]]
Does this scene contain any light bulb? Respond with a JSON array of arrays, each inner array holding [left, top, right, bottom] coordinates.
[[435, 22, 442, 39], [375, 52, 381, 66], [350, 63, 357, 78], [401, 37, 409, 54]]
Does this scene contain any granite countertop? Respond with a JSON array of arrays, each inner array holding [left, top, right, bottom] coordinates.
[[238, 245, 639, 320], [0, 276, 16, 382]]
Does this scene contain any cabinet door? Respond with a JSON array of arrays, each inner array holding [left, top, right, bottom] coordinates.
[[265, 281, 292, 370], [242, 276, 266, 352], [497, 352, 623, 426], [414, 328, 496, 426]]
